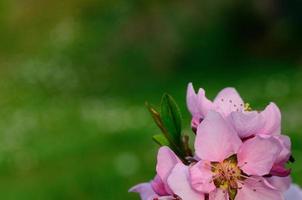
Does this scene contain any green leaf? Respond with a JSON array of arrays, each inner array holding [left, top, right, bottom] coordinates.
[[146, 98, 186, 161], [152, 134, 170, 146], [160, 94, 182, 144], [145, 102, 167, 134]]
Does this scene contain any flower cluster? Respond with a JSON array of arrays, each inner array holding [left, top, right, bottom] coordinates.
[[130, 83, 301, 200]]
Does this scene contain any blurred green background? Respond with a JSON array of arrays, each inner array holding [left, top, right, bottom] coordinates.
[[0, 0, 301, 199]]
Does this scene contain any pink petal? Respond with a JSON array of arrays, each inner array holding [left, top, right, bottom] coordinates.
[[270, 135, 291, 177], [270, 164, 291, 177], [209, 189, 229, 200], [258, 103, 281, 135], [274, 135, 291, 164], [156, 197, 175, 200], [285, 184, 302, 200], [191, 116, 202, 133], [213, 87, 244, 117], [236, 177, 283, 200], [229, 111, 264, 139], [189, 160, 216, 193], [266, 176, 291, 192], [195, 111, 242, 162], [186, 83, 214, 126], [167, 163, 205, 200], [129, 183, 157, 200], [186, 83, 201, 117], [156, 146, 181, 194], [197, 87, 214, 117], [151, 175, 169, 196], [237, 136, 282, 176]]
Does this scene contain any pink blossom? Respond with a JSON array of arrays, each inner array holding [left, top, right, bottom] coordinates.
[[187, 83, 291, 176], [186, 83, 281, 138], [190, 111, 284, 199], [130, 147, 204, 200], [131, 83, 295, 200]]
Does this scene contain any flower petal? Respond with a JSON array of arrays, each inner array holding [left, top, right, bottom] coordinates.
[[191, 116, 202, 133], [156, 146, 181, 194], [195, 111, 242, 162], [269, 135, 292, 177], [236, 177, 283, 200], [129, 183, 157, 200], [285, 184, 302, 200], [229, 111, 264, 139], [167, 163, 205, 200], [238, 136, 282, 176], [189, 160, 216, 193], [186, 83, 200, 117], [186, 83, 213, 122], [209, 189, 229, 200], [151, 175, 169, 196], [258, 102, 281, 135], [197, 87, 214, 117], [156, 197, 175, 200], [213, 87, 244, 117], [274, 135, 291, 164], [266, 176, 291, 192], [270, 164, 291, 177]]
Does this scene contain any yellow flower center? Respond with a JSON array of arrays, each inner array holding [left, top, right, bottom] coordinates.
[[244, 103, 252, 111], [211, 156, 242, 190]]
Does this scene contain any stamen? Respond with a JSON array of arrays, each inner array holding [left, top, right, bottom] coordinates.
[[208, 174, 220, 183], [208, 159, 243, 192], [238, 162, 248, 168], [239, 174, 250, 179], [244, 103, 252, 111], [239, 175, 260, 183], [205, 162, 219, 170], [237, 180, 245, 186], [230, 183, 242, 190]]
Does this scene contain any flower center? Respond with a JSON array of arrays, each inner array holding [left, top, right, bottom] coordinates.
[[211, 156, 242, 190], [244, 103, 252, 111]]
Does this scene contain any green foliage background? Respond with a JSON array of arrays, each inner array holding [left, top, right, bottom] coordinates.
[[0, 0, 301, 199]]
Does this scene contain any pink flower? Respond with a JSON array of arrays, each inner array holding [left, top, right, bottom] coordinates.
[[131, 83, 295, 200], [187, 83, 292, 176], [186, 83, 281, 138], [130, 147, 204, 200], [190, 111, 285, 199]]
